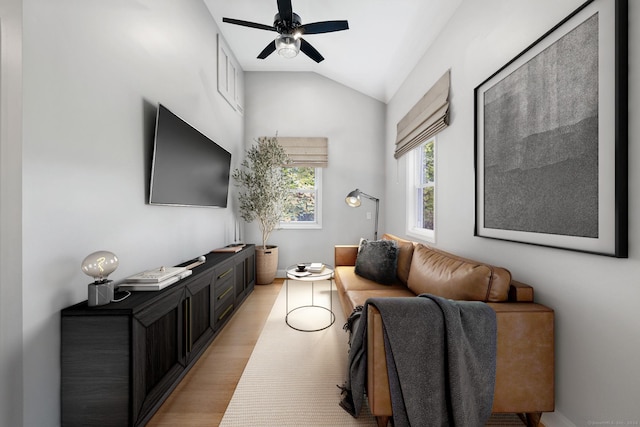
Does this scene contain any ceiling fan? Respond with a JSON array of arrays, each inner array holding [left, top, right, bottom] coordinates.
[[222, 0, 349, 63]]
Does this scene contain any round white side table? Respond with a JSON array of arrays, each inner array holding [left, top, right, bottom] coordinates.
[[285, 264, 335, 332]]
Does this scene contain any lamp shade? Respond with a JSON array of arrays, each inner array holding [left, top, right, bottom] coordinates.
[[81, 250, 119, 283], [345, 189, 361, 207]]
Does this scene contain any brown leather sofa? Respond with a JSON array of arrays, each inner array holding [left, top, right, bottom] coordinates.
[[334, 234, 554, 427]]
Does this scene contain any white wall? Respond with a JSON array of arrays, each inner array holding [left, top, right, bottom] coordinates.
[[10, 1, 639, 425], [244, 72, 385, 271], [21, 1, 244, 425], [386, 1, 640, 425], [0, 1, 24, 426]]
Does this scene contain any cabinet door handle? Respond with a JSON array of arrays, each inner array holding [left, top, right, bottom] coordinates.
[[218, 304, 234, 321], [187, 297, 193, 353], [182, 297, 193, 356], [183, 298, 189, 357], [217, 268, 233, 280], [217, 286, 233, 301]]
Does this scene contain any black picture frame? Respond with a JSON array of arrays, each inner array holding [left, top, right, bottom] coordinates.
[[474, 0, 627, 257]]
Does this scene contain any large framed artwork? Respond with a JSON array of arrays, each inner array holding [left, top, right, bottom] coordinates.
[[474, 0, 627, 257]]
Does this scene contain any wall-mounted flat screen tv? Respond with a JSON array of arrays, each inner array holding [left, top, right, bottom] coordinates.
[[149, 104, 231, 208]]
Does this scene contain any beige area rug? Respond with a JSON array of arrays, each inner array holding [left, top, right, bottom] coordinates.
[[220, 279, 377, 426], [220, 279, 527, 426]]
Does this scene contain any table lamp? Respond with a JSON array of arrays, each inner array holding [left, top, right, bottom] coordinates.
[[82, 250, 119, 306]]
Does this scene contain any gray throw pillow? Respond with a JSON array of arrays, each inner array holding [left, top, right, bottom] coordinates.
[[354, 239, 399, 285]]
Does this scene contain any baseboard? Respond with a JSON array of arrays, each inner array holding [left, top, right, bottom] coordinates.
[[541, 411, 576, 427]]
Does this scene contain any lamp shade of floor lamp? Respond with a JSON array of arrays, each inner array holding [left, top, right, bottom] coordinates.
[[345, 189, 379, 240]]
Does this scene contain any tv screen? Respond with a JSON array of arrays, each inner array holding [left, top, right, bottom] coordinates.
[[149, 104, 231, 208]]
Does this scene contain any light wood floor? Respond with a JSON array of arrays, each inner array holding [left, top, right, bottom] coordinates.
[[147, 280, 284, 427]]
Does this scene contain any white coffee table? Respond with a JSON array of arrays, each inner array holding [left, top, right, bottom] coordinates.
[[285, 264, 335, 332]]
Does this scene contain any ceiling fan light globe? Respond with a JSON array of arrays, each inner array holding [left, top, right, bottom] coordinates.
[[275, 34, 300, 58]]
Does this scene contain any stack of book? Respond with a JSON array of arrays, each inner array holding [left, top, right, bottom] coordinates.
[[211, 244, 246, 253], [119, 267, 192, 291], [308, 263, 324, 273]]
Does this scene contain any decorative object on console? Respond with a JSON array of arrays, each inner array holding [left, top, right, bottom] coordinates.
[[125, 266, 187, 283], [118, 269, 193, 292], [212, 244, 246, 253], [81, 250, 119, 307], [184, 255, 207, 270], [118, 261, 208, 292], [231, 218, 243, 246], [345, 189, 380, 240], [232, 137, 291, 284], [474, 0, 628, 257]]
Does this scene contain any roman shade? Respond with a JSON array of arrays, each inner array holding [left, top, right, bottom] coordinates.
[[394, 69, 450, 159], [276, 137, 328, 167]]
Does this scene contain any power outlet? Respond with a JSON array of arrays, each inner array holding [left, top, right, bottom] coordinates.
[[366, 212, 372, 220]]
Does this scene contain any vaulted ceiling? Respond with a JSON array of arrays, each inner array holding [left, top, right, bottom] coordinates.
[[204, 0, 462, 102]]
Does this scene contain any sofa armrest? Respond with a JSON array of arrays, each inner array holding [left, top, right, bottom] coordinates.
[[335, 245, 359, 267], [367, 305, 393, 417], [509, 280, 534, 302], [366, 302, 554, 419]]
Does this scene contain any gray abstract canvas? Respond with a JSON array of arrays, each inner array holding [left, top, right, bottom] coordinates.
[[483, 13, 599, 238]]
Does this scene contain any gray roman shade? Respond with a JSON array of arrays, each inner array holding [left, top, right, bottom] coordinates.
[[276, 137, 328, 167], [394, 69, 450, 159]]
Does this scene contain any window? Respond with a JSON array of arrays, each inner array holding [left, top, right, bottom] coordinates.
[[406, 137, 435, 242], [280, 167, 322, 229]]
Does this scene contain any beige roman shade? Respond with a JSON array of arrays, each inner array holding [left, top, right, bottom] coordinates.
[[276, 137, 328, 168], [394, 69, 450, 159]]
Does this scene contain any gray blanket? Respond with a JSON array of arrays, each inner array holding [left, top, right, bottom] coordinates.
[[340, 295, 497, 427]]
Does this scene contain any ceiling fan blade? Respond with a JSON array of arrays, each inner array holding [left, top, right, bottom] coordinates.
[[300, 20, 349, 35], [257, 41, 277, 59], [277, 0, 293, 23], [222, 17, 276, 32], [299, 38, 324, 63]]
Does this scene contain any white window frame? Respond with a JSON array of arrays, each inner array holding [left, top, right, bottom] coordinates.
[[280, 167, 322, 230], [406, 137, 436, 243]]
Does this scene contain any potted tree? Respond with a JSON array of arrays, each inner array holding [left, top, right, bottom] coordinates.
[[232, 137, 290, 285]]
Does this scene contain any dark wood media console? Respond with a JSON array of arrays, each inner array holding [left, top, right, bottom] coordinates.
[[61, 245, 256, 426]]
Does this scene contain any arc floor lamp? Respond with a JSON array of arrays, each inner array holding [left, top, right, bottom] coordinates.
[[345, 189, 379, 240]]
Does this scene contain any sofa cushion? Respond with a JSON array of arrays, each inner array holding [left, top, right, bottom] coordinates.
[[345, 289, 416, 310], [381, 234, 415, 285], [407, 244, 511, 302], [335, 266, 403, 290], [335, 266, 409, 319], [355, 239, 399, 285]]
